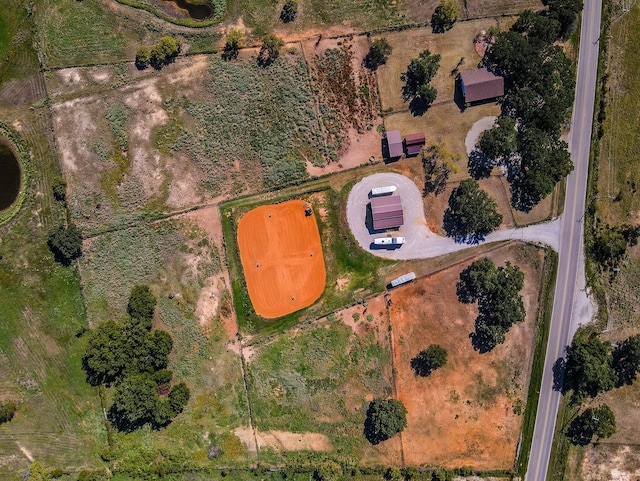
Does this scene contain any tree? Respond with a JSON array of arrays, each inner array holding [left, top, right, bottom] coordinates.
[[258, 34, 285, 67], [401, 49, 441, 111], [547, 0, 583, 37], [612, 334, 640, 386], [280, 0, 298, 22], [411, 345, 447, 376], [431, 0, 460, 33], [364, 398, 407, 444], [478, 116, 517, 161], [168, 382, 190, 414], [150, 37, 181, 69], [592, 226, 629, 269], [422, 144, 452, 196], [223, 29, 244, 60], [565, 332, 617, 400], [443, 179, 502, 242], [47, 223, 82, 266], [135, 45, 150, 69], [364, 38, 392, 70], [127, 285, 157, 325], [0, 400, 16, 424], [567, 404, 616, 445], [82, 320, 129, 386], [109, 373, 160, 431], [511, 9, 561, 44], [51, 177, 67, 201]]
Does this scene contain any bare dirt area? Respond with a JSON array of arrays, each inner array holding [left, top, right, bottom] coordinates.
[[233, 426, 333, 453], [578, 444, 640, 480], [374, 20, 512, 112], [237, 200, 326, 318], [387, 243, 545, 468]]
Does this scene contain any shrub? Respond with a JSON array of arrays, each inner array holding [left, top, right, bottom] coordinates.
[[223, 29, 244, 60], [431, 0, 459, 32], [135, 45, 150, 69], [127, 284, 157, 324], [0, 401, 16, 424], [47, 223, 82, 266], [150, 36, 181, 69], [364, 398, 407, 444], [364, 38, 392, 70], [280, 0, 298, 22], [258, 34, 285, 67], [51, 177, 67, 201], [411, 344, 447, 377]]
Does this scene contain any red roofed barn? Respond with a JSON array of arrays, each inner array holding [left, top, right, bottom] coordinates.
[[370, 195, 404, 230], [460, 68, 504, 103]]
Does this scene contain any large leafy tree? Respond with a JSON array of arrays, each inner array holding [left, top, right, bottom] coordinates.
[[401, 49, 441, 109], [411, 345, 448, 376], [443, 179, 503, 242], [612, 334, 640, 386], [457, 259, 525, 352], [478, 116, 517, 161], [565, 332, 617, 400], [48, 223, 82, 266], [431, 0, 460, 32], [567, 404, 616, 445], [364, 398, 407, 444]]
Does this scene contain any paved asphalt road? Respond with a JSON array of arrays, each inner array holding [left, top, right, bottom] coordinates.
[[525, 0, 602, 478]]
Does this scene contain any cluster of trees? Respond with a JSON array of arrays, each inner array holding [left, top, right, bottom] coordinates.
[[567, 404, 616, 446], [431, 0, 460, 33], [565, 332, 640, 399], [443, 179, 502, 242], [364, 398, 407, 445], [136, 37, 182, 70], [457, 258, 525, 352], [47, 223, 82, 266], [592, 224, 640, 270], [81, 285, 189, 431], [401, 49, 441, 113], [0, 400, 16, 424], [411, 344, 448, 377], [477, 4, 580, 211]]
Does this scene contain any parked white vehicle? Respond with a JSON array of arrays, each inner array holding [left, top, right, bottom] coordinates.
[[373, 236, 405, 246], [370, 185, 397, 196]]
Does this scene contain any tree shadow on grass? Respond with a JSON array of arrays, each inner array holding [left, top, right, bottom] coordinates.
[[442, 209, 486, 244], [468, 150, 495, 180]]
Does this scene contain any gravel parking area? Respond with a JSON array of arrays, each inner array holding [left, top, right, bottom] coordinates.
[[346, 173, 561, 261]]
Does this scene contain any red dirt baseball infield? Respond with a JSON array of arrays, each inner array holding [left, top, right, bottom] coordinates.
[[237, 200, 326, 318]]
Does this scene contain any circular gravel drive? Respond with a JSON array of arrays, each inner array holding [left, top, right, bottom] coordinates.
[[465, 116, 497, 155], [346, 173, 561, 261]]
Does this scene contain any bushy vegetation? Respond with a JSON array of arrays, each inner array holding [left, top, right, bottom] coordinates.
[[613, 334, 640, 386], [411, 344, 447, 377], [401, 49, 441, 113], [258, 34, 284, 67], [422, 143, 453, 196], [47, 223, 83, 266], [170, 54, 327, 193], [82, 286, 189, 431], [479, 7, 577, 211], [280, 0, 299, 22], [364, 38, 392, 70], [52, 177, 67, 202], [443, 179, 502, 242], [457, 258, 525, 352], [364, 398, 407, 444], [135, 45, 150, 69], [311, 42, 379, 153], [592, 224, 640, 269], [150, 36, 182, 69], [223, 29, 244, 60], [0, 400, 16, 424], [431, 0, 459, 33]]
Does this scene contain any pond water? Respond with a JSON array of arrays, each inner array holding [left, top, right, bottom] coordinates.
[[0, 143, 21, 211], [164, 0, 212, 19]]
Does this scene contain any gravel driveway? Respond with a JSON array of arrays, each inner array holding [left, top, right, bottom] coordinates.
[[346, 173, 561, 261]]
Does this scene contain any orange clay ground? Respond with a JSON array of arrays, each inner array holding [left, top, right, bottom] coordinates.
[[237, 200, 326, 318], [387, 244, 545, 469]]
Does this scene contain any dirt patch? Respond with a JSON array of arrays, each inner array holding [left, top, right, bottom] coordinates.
[[387, 243, 544, 468], [233, 427, 332, 453], [579, 444, 640, 480], [237, 200, 326, 318]]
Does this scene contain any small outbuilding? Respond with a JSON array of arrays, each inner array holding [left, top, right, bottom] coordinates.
[[386, 130, 404, 158], [370, 195, 404, 230], [460, 68, 504, 103], [404, 132, 426, 156]]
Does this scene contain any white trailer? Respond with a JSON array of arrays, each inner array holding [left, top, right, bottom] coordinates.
[[370, 185, 397, 196], [390, 272, 416, 288], [373, 236, 405, 246]]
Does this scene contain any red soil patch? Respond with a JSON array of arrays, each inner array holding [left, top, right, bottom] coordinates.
[[237, 200, 326, 318], [387, 244, 544, 469]]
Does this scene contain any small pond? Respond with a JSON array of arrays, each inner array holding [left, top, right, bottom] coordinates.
[[0, 142, 21, 211], [164, 0, 212, 19]]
